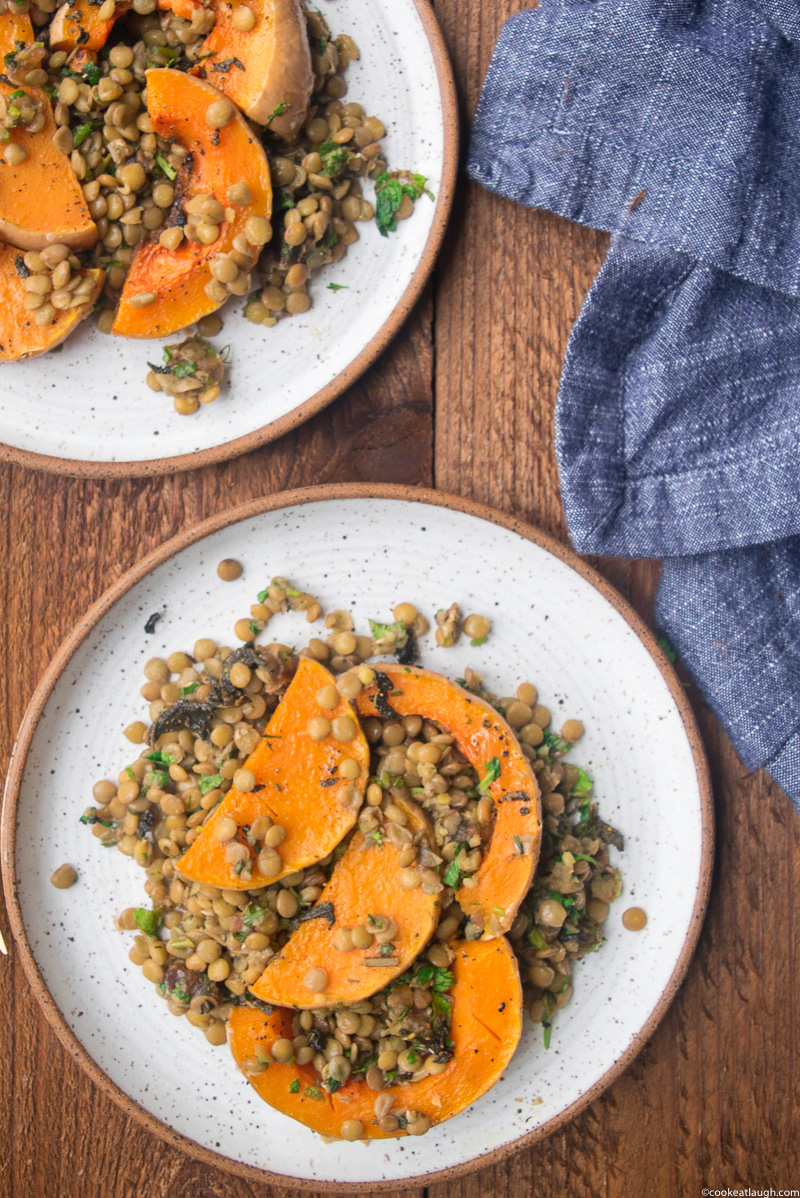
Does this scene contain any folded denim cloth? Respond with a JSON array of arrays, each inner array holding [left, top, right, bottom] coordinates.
[[467, 0, 800, 804]]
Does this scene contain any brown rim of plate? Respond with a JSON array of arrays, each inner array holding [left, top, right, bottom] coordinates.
[[0, 0, 458, 481], [0, 484, 714, 1192]]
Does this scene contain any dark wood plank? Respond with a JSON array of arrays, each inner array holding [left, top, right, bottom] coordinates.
[[0, 297, 432, 1198]]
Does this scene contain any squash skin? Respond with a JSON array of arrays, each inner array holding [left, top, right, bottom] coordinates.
[[112, 69, 272, 338], [0, 15, 96, 252], [228, 937, 523, 1138], [177, 657, 369, 890], [194, 0, 313, 138], [0, 245, 103, 361], [354, 665, 542, 938], [249, 797, 439, 1009]]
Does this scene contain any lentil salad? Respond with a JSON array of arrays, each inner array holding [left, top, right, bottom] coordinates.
[[0, 0, 434, 411], [78, 577, 624, 1139]]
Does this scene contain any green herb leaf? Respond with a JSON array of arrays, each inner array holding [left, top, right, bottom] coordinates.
[[543, 1023, 551, 1049], [431, 991, 452, 1025], [374, 172, 403, 236], [317, 140, 349, 177], [513, 834, 524, 855], [199, 774, 223, 795], [134, 907, 161, 937], [145, 749, 177, 767], [571, 768, 592, 796], [172, 361, 197, 379], [180, 681, 199, 696], [248, 620, 259, 635], [264, 100, 287, 125], [243, 901, 267, 926], [432, 967, 454, 993], [289, 1078, 300, 1094], [155, 154, 177, 180], [368, 618, 408, 650], [443, 850, 462, 889], [257, 588, 268, 603], [478, 757, 501, 793], [470, 636, 487, 647], [542, 731, 572, 755], [304, 1085, 323, 1100], [527, 926, 547, 950], [327, 282, 348, 291], [72, 123, 93, 148]]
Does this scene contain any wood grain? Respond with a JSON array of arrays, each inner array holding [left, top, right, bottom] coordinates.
[[2, 0, 799, 1193]]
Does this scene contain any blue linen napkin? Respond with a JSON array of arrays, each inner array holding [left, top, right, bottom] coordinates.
[[467, 0, 800, 804]]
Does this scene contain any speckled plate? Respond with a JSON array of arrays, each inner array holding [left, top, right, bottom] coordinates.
[[1, 486, 713, 1190], [0, 1, 456, 479]]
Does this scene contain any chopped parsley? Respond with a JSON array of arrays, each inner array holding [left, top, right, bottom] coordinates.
[[180, 681, 199, 696], [415, 964, 454, 992], [72, 123, 93, 148], [327, 283, 348, 291], [144, 749, 177, 767], [288, 1078, 300, 1094], [478, 757, 501, 792], [317, 140, 349, 177], [155, 154, 176, 180], [304, 1085, 323, 1100], [443, 848, 464, 888], [571, 768, 592, 796], [133, 908, 161, 936], [374, 171, 434, 236], [368, 618, 408, 650], [470, 636, 488, 647], [264, 100, 287, 126], [199, 774, 224, 795], [243, 901, 267, 926]]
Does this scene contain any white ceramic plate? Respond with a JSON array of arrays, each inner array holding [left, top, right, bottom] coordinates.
[[0, 1, 456, 478], [1, 487, 712, 1190]]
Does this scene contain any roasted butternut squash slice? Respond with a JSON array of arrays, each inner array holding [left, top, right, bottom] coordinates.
[[48, 0, 130, 53], [0, 245, 103, 361], [354, 665, 542, 938], [229, 937, 522, 1138], [112, 68, 272, 337], [158, 0, 204, 18], [194, 0, 313, 138], [249, 797, 439, 1009], [0, 16, 96, 251], [177, 657, 369, 890]]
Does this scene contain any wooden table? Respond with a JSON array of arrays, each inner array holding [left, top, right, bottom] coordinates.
[[2, 2, 799, 1194]]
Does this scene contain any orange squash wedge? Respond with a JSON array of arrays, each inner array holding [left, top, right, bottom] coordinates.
[[177, 657, 369, 890], [229, 936, 522, 1138], [158, 0, 204, 18], [112, 68, 272, 338], [48, 0, 130, 53], [0, 245, 103, 361], [354, 665, 542, 938], [0, 16, 96, 251], [194, 0, 313, 138], [249, 795, 440, 1009]]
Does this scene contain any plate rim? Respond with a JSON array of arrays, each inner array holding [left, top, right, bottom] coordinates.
[[0, 483, 715, 1191], [0, 0, 458, 481]]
